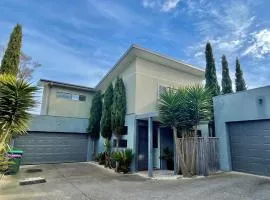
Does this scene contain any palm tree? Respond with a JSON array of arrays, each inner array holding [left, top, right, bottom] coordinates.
[[158, 85, 212, 177], [183, 85, 212, 174], [158, 88, 188, 175], [184, 85, 212, 132], [0, 75, 37, 175]]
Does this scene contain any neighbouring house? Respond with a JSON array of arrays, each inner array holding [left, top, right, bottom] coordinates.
[[214, 86, 270, 177], [40, 80, 96, 118], [14, 44, 210, 174]]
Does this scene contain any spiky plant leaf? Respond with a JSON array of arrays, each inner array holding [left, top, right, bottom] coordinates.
[[0, 75, 38, 134], [158, 85, 212, 129], [0, 75, 38, 176], [158, 88, 188, 128], [184, 85, 212, 127]]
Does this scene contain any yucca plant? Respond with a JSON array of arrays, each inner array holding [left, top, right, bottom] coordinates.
[[183, 85, 212, 175], [0, 75, 38, 177], [158, 85, 212, 177], [158, 87, 188, 175]]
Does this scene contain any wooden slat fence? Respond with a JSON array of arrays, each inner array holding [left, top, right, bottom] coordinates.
[[176, 137, 219, 176]]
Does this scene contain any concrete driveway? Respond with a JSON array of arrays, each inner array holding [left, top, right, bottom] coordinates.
[[1, 163, 270, 200]]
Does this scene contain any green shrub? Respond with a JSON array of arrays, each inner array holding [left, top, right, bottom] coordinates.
[[160, 147, 173, 161], [160, 147, 174, 170], [112, 151, 122, 162], [95, 149, 133, 173], [95, 152, 105, 165], [104, 139, 111, 153], [112, 149, 133, 173]]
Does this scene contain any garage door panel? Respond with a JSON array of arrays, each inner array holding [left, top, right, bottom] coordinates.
[[264, 136, 270, 144], [14, 132, 88, 164], [229, 120, 270, 176]]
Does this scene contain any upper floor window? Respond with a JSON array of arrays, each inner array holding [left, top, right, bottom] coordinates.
[[79, 95, 86, 101], [56, 92, 86, 102], [72, 94, 79, 101], [56, 92, 72, 100]]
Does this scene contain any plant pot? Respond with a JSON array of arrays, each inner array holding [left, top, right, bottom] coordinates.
[[166, 159, 174, 170]]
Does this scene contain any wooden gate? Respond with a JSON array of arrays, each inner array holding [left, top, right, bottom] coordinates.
[[176, 137, 219, 176]]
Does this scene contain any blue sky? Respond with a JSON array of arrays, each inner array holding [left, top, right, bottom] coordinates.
[[0, 0, 270, 89]]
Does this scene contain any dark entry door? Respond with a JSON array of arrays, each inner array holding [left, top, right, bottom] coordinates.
[[160, 127, 173, 169], [228, 120, 270, 176], [138, 126, 148, 170]]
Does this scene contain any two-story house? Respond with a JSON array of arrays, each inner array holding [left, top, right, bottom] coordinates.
[[14, 45, 209, 173]]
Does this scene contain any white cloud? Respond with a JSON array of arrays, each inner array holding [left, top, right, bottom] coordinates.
[[142, 0, 181, 12], [242, 29, 270, 58], [183, 0, 269, 90], [161, 0, 181, 12], [89, 0, 150, 27], [186, 0, 257, 64], [142, 0, 158, 9]]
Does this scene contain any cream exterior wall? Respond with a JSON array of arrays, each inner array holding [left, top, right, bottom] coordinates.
[[99, 59, 137, 115], [134, 58, 204, 114], [40, 86, 49, 115], [41, 56, 203, 118], [41, 85, 94, 118]]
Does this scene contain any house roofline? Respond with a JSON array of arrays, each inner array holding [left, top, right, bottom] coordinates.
[[40, 44, 205, 92], [95, 44, 205, 89], [95, 45, 134, 89], [132, 44, 204, 73], [213, 85, 270, 99], [39, 79, 96, 92]]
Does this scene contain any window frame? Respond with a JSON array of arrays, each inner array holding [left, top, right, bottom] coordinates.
[[56, 92, 72, 100], [56, 91, 86, 102]]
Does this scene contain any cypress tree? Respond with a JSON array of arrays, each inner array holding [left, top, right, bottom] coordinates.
[[204, 42, 220, 137], [235, 58, 247, 91], [221, 55, 233, 94], [111, 77, 126, 148], [100, 83, 114, 139], [87, 91, 102, 156], [0, 24, 22, 76], [205, 42, 220, 96]]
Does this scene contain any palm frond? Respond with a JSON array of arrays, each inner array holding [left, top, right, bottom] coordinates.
[[0, 74, 38, 135], [158, 85, 212, 129]]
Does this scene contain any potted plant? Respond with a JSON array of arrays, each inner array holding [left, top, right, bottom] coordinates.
[[160, 147, 174, 170]]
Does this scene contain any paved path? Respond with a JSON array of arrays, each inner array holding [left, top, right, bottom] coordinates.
[[1, 163, 270, 200]]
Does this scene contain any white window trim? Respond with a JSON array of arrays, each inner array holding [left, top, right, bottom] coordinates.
[[56, 91, 86, 102]]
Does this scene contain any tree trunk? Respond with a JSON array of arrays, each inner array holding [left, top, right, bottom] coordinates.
[[190, 126, 198, 175], [115, 135, 120, 172], [116, 136, 120, 150], [172, 127, 178, 175]]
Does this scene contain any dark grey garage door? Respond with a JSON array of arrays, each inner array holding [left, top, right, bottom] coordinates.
[[14, 132, 88, 164], [228, 120, 270, 176]]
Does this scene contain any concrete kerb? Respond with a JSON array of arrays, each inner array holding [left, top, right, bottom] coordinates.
[[86, 161, 135, 176], [229, 171, 270, 180]]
